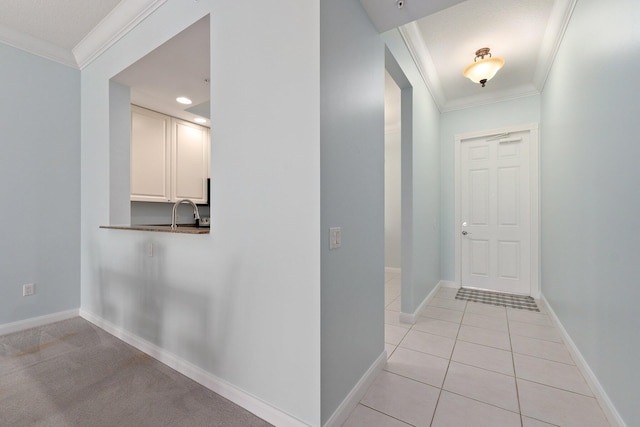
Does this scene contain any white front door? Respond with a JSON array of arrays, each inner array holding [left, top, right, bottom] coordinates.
[[459, 130, 532, 295]]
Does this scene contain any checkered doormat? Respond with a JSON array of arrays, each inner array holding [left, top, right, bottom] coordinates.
[[455, 288, 540, 312]]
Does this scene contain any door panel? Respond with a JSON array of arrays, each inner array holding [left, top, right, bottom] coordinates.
[[470, 169, 489, 225], [497, 241, 520, 279], [172, 119, 209, 203], [461, 131, 531, 295], [498, 167, 519, 226], [470, 240, 490, 277]]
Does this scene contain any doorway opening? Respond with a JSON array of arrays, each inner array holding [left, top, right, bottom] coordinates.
[[384, 69, 402, 313], [384, 46, 413, 331]]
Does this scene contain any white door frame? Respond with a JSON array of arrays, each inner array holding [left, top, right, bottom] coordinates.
[[454, 123, 540, 298]]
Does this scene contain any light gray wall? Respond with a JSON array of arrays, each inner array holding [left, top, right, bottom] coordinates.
[[320, 0, 385, 422], [383, 30, 441, 315], [0, 43, 80, 324], [384, 130, 401, 268], [439, 95, 541, 281], [540, 0, 640, 424], [80, 0, 321, 424], [109, 81, 131, 225]]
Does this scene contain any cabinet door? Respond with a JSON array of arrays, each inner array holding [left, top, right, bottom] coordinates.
[[171, 119, 210, 204], [130, 106, 171, 202]]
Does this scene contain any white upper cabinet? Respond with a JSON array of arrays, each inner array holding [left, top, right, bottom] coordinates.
[[130, 105, 210, 204], [172, 118, 210, 203], [131, 106, 171, 202]]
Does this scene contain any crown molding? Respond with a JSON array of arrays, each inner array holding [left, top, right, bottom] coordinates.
[[398, 23, 446, 111], [533, 0, 578, 91], [0, 24, 77, 68], [0, 0, 167, 69], [73, 0, 168, 69], [398, 0, 576, 112], [442, 84, 540, 113]]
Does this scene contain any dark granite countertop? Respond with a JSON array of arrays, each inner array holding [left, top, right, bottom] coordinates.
[[100, 224, 209, 234]]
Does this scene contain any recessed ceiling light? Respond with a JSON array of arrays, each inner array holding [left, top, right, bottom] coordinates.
[[176, 97, 192, 105], [194, 117, 207, 124]]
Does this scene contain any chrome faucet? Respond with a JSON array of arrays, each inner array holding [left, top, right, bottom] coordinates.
[[171, 199, 201, 230]]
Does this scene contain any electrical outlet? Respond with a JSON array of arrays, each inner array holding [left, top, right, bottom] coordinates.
[[23, 283, 35, 297]]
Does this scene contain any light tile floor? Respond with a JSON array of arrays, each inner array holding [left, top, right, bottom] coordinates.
[[344, 272, 612, 427]]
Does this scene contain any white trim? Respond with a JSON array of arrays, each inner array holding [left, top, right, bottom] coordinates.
[[0, 0, 168, 69], [441, 87, 540, 113], [529, 125, 540, 299], [323, 350, 387, 427], [384, 267, 401, 274], [73, 0, 168, 69], [79, 310, 308, 427], [398, 24, 445, 111], [0, 309, 79, 336], [399, 22, 542, 113], [539, 296, 627, 427], [0, 24, 77, 68], [533, 0, 578, 92], [399, 281, 443, 324], [439, 280, 459, 289], [396, 0, 576, 112], [454, 123, 540, 298]]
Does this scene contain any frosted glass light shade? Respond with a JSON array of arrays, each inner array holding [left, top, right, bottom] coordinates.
[[463, 56, 505, 85]]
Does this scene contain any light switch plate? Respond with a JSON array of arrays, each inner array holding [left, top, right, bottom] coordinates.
[[329, 227, 341, 249], [23, 283, 35, 297]]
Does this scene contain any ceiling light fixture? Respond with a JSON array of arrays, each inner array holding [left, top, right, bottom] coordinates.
[[463, 47, 504, 87], [176, 97, 192, 105]]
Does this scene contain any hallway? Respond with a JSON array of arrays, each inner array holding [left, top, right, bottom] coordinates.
[[343, 271, 611, 427]]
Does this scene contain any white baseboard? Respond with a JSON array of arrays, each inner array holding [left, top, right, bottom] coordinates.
[[438, 280, 459, 289], [539, 296, 626, 427], [384, 267, 401, 274], [323, 350, 387, 427], [79, 310, 308, 427], [399, 281, 444, 325], [0, 309, 79, 336]]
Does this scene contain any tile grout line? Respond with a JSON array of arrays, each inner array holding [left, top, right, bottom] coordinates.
[[428, 300, 466, 427], [516, 377, 601, 399], [510, 349, 576, 366], [441, 389, 523, 417], [357, 402, 413, 426], [384, 292, 606, 427], [506, 307, 525, 427], [387, 291, 579, 426]]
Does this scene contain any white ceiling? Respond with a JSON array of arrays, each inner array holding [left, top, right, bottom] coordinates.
[[364, 0, 576, 112], [0, 0, 121, 51], [0, 0, 575, 116], [0, 0, 167, 68]]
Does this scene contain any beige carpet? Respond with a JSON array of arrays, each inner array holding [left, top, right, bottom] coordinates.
[[0, 318, 272, 427]]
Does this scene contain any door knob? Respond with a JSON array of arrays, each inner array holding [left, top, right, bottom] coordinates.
[[462, 231, 469, 236]]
